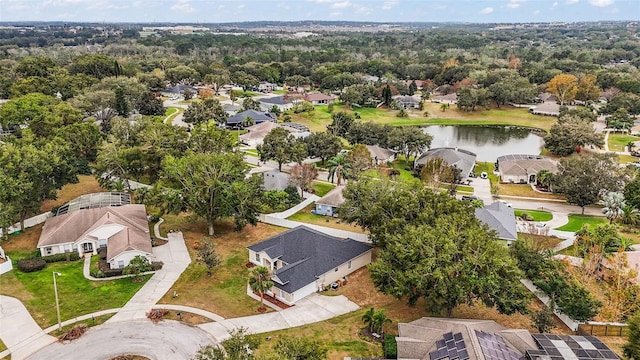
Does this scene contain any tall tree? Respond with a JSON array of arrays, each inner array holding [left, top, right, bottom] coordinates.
[[196, 238, 221, 277], [289, 163, 318, 197], [624, 311, 640, 359], [341, 179, 529, 317], [138, 91, 165, 116], [241, 97, 262, 111], [160, 152, 262, 235], [327, 111, 355, 137], [249, 266, 274, 311], [544, 116, 603, 156], [114, 86, 129, 117], [347, 144, 373, 177], [192, 327, 260, 360], [553, 153, 626, 214], [546, 74, 578, 105], [257, 128, 307, 171], [183, 98, 228, 126], [576, 74, 601, 102], [387, 126, 432, 165], [327, 153, 352, 186], [304, 132, 342, 165]]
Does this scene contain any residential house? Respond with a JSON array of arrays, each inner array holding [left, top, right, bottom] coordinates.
[[262, 169, 294, 192], [362, 74, 380, 83], [258, 81, 277, 93], [258, 95, 295, 112], [496, 154, 559, 184], [303, 93, 335, 105], [314, 185, 345, 217], [431, 93, 459, 104], [246, 226, 372, 305], [0, 246, 12, 275], [37, 204, 152, 269], [474, 202, 518, 245], [239, 121, 284, 147], [226, 109, 275, 129], [405, 80, 424, 89], [366, 145, 396, 165], [529, 101, 562, 116], [393, 95, 421, 109], [414, 148, 477, 179], [223, 104, 242, 116], [161, 84, 197, 96], [396, 317, 620, 360]]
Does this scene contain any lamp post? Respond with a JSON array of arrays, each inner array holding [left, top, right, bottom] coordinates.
[[53, 272, 62, 331]]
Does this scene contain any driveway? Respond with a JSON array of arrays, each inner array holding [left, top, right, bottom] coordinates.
[[0, 296, 57, 360], [198, 293, 359, 341], [27, 320, 214, 360], [106, 232, 191, 323]]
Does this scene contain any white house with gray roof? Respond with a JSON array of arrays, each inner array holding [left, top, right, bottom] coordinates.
[[247, 226, 372, 305], [474, 201, 518, 245], [414, 148, 477, 180]]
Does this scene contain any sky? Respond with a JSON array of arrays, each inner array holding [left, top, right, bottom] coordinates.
[[0, 0, 638, 23]]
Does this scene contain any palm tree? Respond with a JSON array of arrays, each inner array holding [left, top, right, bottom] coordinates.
[[602, 191, 626, 224], [440, 103, 448, 112], [627, 141, 636, 154], [536, 170, 553, 191], [327, 153, 352, 186], [362, 307, 376, 332], [249, 266, 273, 311], [620, 205, 640, 226], [372, 309, 392, 335]]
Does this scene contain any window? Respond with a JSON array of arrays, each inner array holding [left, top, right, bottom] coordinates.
[[118, 260, 125, 269], [348, 260, 352, 269], [335, 267, 339, 272], [45, 247, 52, 255], [255, 253, 260, 262]]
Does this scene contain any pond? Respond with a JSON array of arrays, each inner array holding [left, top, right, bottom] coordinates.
[[422, 125, 545, 162]]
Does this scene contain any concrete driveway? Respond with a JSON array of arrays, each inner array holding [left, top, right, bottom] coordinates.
[[27, 320, 214, 360], [198, 293, 359, 341], [0, 296, 57, 360]]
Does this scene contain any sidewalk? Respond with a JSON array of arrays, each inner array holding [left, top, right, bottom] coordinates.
[[0, 296, 57, 360]]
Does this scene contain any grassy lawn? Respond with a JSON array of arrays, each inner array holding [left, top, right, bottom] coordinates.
[[157, 217, 286, 318], [163, 107, 182, 124], [243, 148, 259, 156], [608, 133, 640, 152], [473, 162, 499, 184], [514, 209, 553, 222], [0, 260, 148, 328], [555, 214, 608, 232], [310, 181, 335, 197], [231, 129, 248, 144], [289, 103, 556, 133], [498, 184, 565, 200], [286, 205, 367, 233], [50, 313, 114, 337], [618, 154, 640, 164], [40, 175, 105, 213]]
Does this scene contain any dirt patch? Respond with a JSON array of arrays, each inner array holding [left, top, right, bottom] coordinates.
[[163, 310, 212, 325], [108, 355, 151, 360], [40, 175, 106, 213]]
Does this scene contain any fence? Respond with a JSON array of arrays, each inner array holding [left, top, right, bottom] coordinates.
[[0, 212, 52, 238], [577, 323, 629, 337]]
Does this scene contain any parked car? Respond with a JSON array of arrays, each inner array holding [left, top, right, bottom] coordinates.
[[498, 200, 513, 208], [461, 195, 480, 201]]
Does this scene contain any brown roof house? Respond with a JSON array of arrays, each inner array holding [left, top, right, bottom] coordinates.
[[496, 154, 559, 184], [396, 317, 621, 360], [37, 204, 152, 269], [314, 185, 345, 217], [303, 92, 335, 105]]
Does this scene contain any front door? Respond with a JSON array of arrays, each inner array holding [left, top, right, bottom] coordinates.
[[82, 242, 93, 253]]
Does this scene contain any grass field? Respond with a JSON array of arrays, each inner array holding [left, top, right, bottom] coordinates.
[[0, 259, 148, 328], [556, 214, 608, 232], [286, 205, 366, 233], [498, 184, 565, 200], [40, 175, 105, 213], [514, 209, 553, 222], [157, 218, 285, 318], [289, 103, 556, 133], [607, 133, 640, 152], [311, 181, 335, 197]]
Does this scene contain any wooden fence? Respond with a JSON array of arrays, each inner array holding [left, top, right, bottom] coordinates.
[[577, 323, 629, 337]]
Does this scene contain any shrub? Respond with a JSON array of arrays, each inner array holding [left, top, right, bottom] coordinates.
[[42, 252, 81, 263], [17, 258, 47, 273], [519, 212, 534, 221], [384, 334, 398, 359], [90, 268, 105, 278], [151, 261, 164, 271], [396, 109, 408, 118]]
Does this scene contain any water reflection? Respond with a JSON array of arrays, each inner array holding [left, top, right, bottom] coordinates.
[[422, 125, 544, 162]]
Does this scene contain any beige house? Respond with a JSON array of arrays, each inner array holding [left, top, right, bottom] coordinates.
[[37, 204, 152, 269], [366, 145, 396, 165], [496, 154, 559, 184], [247, 226, 372, 305]]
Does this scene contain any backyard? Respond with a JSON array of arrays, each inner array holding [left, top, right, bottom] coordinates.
[[40, 175, 105, 213], [286, 205, 367, 233]]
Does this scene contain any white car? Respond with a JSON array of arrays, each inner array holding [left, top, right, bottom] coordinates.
[[498, 200, 512, 208]]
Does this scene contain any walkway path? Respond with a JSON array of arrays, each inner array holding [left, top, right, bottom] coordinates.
[[0, 296, 57, 360], [198, 293, 359, 342], [268, 195, 320, 219]]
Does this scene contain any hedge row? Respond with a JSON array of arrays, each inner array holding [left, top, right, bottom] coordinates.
[[42, 252, 80, 263], [17, 258, 47, 272], [384, 334, 398, 359]]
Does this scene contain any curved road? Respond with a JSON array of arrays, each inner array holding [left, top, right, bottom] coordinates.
[[27, 320, 214, 360]]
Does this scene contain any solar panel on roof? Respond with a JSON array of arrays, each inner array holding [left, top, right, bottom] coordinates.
[[529, 334, 620, 360]]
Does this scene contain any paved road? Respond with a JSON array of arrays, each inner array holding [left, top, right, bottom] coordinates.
[[27, 320, 214, 360], [0, 296, 57, 360]]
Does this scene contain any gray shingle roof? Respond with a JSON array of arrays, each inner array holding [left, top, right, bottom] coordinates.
[[247, 226, 372, 294], [262, 170, 292, 191], [259, 96, 292, 105], [226, 110, 275, 125], [414, 148, 477, 178], [474, 202, 518, 241], [315, 185, 345, 207]]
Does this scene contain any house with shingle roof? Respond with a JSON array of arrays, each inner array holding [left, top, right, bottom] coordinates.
[[366, 145, 396, 165], [474, 201, 518, 245], [226, 109, 275, 128], [314, 185, 345, 217], [246, 226, 372, 305], [37, 204, 152, 269], [303, 92, 335, 105], [496, 154, 559, 184], [414, 148, 477, 180]]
